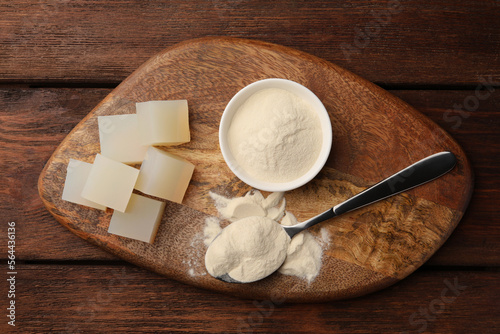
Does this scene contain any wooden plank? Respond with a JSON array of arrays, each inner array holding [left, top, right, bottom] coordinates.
[[8, 264, 499, 333], [0, 87, 498, 266], [0, 1, 499, 85]]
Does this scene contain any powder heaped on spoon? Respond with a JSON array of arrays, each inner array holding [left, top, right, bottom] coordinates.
[[204, 216, 290, 283]]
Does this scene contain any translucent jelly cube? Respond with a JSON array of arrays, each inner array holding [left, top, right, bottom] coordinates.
[[108, 193, 166, 243], [61, 159, 106, 210], [81, 154, 139, 212], [136, 100, 190, 146], [135, 147, 194, 203], [98, 114, 148, 164]]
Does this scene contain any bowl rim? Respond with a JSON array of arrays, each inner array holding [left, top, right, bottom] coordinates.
[[219, 78, 332, 192]]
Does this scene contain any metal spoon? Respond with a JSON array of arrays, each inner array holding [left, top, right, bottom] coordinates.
[[207, 151, 457, 283]]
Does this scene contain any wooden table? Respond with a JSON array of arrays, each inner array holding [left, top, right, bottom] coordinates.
[[1, 1, 499, 333]]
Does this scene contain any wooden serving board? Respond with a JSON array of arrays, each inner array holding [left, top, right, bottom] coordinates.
[[38, 37, 473, 302]]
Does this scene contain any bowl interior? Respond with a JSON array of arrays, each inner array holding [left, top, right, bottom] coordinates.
[[219, 78, 332, 192]]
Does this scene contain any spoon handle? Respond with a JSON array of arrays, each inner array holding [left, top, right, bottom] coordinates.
[[333, 151, 456, 215], [284, 151, 456, 238]]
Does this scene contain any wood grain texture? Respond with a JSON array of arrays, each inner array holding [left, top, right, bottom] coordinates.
[[37, 38, 473, 302], [9, 264, 500, 333], [1, 88, 497, 265], [0, 1, 499, 85], [0, 1, 496, 332]]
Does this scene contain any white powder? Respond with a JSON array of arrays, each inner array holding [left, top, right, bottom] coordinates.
[[208, 190, 285, 222], [203, 216, 222, 247], [182, 230, 207, 277], [279, 212, 322, 282], [319, 227, 331, 247], [204, 216, 290, 283], [204, 190, 324, 283], [228, 88, 323, 183]]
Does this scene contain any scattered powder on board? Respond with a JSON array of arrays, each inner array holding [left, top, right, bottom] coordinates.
[[203, 190, 329, 283], [203, 216, 222, 247], [182, 231, 207, 277], [228, 88, 323, 183], [209, 190, 286, 222], [279, 211, 323, 282]]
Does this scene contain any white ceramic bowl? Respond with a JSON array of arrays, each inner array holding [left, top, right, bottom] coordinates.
[[219, 78, 332, 192]]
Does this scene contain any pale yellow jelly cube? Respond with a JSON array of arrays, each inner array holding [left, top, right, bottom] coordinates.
[[136, 100, 190, 146], [98, 114, 148, 164], [135, 147, 194, 203], [61, 159, 106, 210], [81, 154, 139, 212], [107, 193, 166, 243]]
